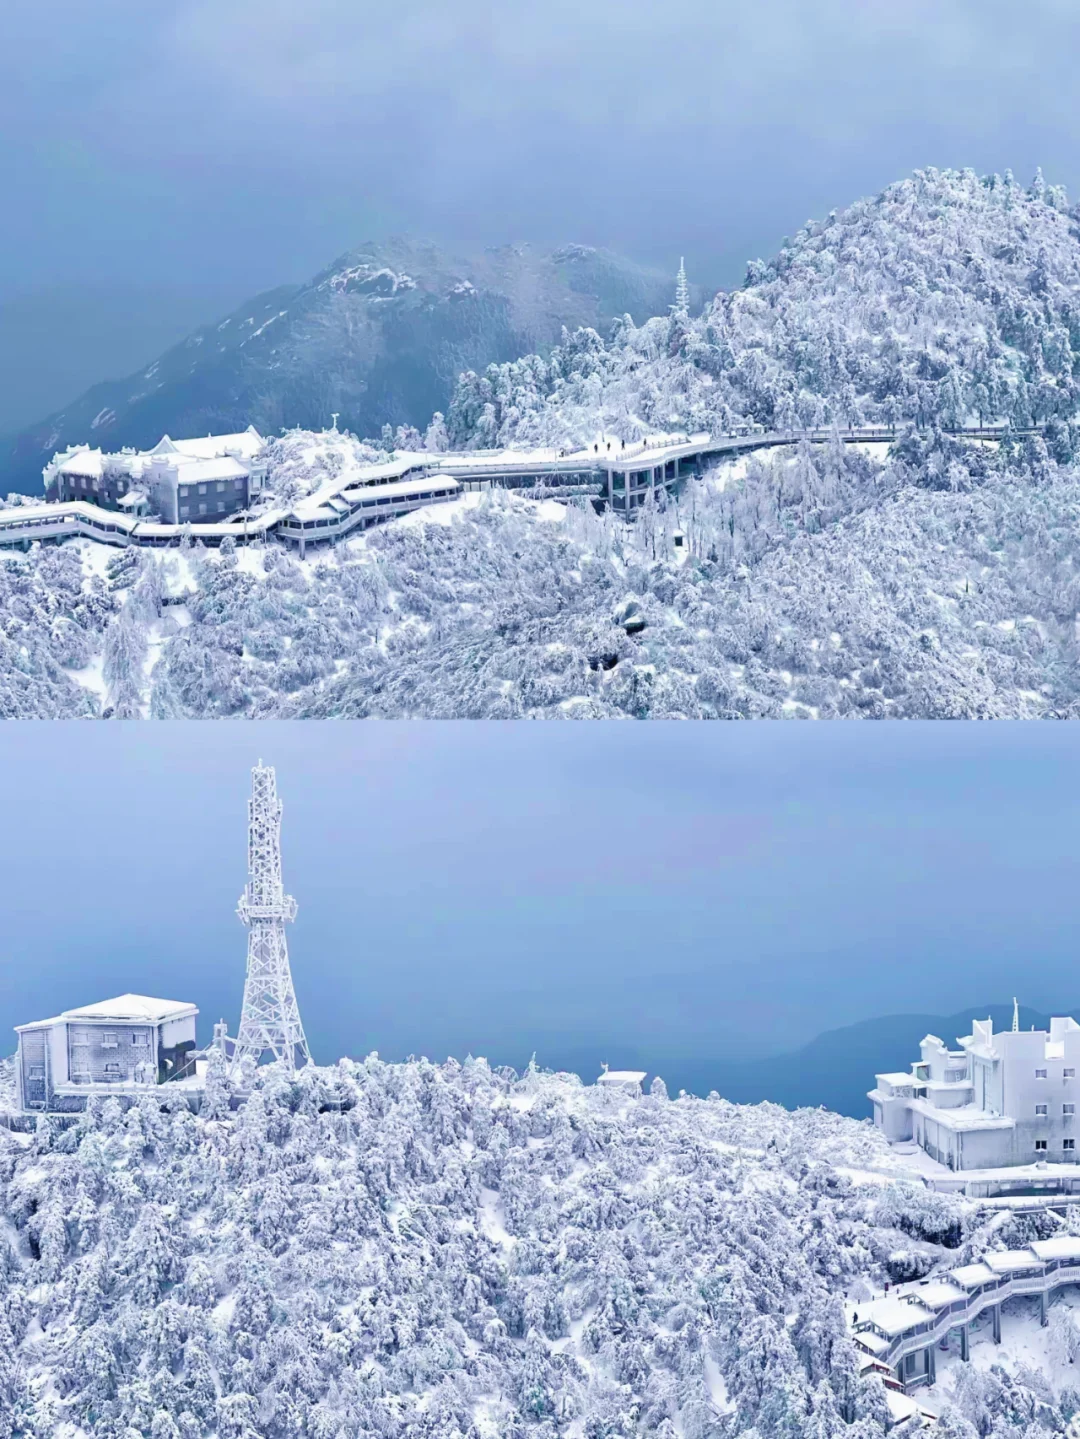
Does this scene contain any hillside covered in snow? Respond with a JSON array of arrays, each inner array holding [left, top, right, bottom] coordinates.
[[7, 168, 1080, 719], [3, 422, 1080, 719], [444, 169, 1080, 453], [4, 1052, 1078, 1439]]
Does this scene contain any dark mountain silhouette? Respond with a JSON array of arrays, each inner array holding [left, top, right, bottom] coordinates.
[[2, 239, 694, 494]]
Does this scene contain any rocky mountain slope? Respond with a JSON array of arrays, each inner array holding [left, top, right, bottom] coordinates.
[[1, 240, 689, 495]]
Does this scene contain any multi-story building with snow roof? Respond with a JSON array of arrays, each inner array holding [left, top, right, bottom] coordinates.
[[43, 427, 267, 523], [870, 1012, 1080, 1170], [14, 994, 198, 1113]]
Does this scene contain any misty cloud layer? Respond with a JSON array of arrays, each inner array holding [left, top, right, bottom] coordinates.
[[4, 0, 1080, 304]]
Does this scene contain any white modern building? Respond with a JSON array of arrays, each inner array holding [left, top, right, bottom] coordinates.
[[43, 427, 267, 523], [870, 1011, 1080, 1170], [14, 994, 198, 1113]]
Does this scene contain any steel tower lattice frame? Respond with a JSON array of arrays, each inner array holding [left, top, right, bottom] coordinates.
[[232, 761, 311, 1073]]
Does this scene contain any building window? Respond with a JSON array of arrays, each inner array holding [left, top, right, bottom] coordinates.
[[1066, 1105, 1076, 1116], [199, 504, 207, 515], [101, 1032, 118, 1049], [28, 1065, 44, 1079], [104, 1062, 121, 1075], [1036, 1140, 1048, 1151], [132, 1033, 149, 1046], [1036, 1104, 1048, 1116], [1067, 1139, 1077, 1151], [234, 479, 243, 489], [1067, 1069, 1076, 1079], [216, 501, 225, 512], [179, 506, 189, 517], [217, 482, 225, 492], [198, 485, 207, 495], [1036, 1069, 1048, 1079]]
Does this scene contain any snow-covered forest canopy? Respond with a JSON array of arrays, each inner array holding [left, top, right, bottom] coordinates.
[[443, 168, 1080, 451], [3, 1054, 1078, 1439], [3, 425, 1079, 718], [6, 166, 1080, 719]]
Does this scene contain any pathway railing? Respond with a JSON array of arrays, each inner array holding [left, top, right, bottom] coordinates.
[[0, 423, 1043, 553]]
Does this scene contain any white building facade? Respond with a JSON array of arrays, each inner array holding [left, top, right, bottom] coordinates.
[[15, 994, 198, 1113], [43, 427, 267, 523], [870, 1015, 1080, 1170]]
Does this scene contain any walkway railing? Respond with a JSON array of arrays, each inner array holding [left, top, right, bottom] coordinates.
[[0, 423, 1043, 553], [853, 1247, 1080, 1381]]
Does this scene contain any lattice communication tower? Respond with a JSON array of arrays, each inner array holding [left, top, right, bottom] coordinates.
[[232, 761, 311, 1073]]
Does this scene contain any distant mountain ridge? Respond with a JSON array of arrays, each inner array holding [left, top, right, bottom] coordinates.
[[494, 1004, 1063, 1120], [1, 239, 694, 495], [679, 1003, 1066, 1118]]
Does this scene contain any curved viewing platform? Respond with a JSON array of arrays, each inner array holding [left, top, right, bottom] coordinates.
[[0, 423, 1038, 556]]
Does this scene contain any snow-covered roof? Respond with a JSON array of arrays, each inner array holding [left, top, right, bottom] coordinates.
[[169, 427, 264, 461], [117, 490, 147, 508], [290, 474, 460, 521], [54, 448, 104, 477], [597, 1070, 647, 1086], [860, 1296, 934, 1336], [61, 994, 196, 1022], [172, 458, 249, 484], [907, 1097, 1014, 1131], [18, 994, 197, 1028], [985, 1248, 1045, 1273], [1030, 1236, 1080, 1262], [875, 1071, 917, 1086], [949, 1262, 997, 1288], [910, 1279, 967, 1307], [15, 994, 198, 1033], [884, 1390, 928, 1426], [853, 1329, 890, 1354]]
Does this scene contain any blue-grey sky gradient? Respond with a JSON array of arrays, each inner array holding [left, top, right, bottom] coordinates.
[[1, 723, 1078, 1088], [3, 1, 1080, 430]]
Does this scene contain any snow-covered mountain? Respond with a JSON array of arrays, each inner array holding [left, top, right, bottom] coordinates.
[[0, 240, 690, 496], [4, 1052, 1073, 1439], [3, 421, 1079, 719], [444, 168, 1080, 452], [8, 168, 1080, 720]]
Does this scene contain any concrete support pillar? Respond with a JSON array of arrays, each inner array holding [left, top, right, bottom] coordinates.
[[606, 470, 613, 507], [993, 1304, 1001, 1344], [926, 1344, 936, 1385], [299, 538, 306, 560], [960, 1323, 970, 1361], [1040, 1291, 1048, 1327]]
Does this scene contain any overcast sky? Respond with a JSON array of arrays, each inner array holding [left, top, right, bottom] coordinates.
[[4, 1, 1080, 300], [2, 723, 1079, 1091], [3, 1, 1080, 428]]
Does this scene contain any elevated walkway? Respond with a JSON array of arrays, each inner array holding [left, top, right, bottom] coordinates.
[[0, 423, 1037, 555], [851, 1236, 1080, 1390]]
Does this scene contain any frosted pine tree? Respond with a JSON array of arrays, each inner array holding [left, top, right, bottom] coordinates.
[[102, 602, 147, 718]]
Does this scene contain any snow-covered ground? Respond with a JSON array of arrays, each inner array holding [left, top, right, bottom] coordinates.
[[0, 1054, 1009, 1439]]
